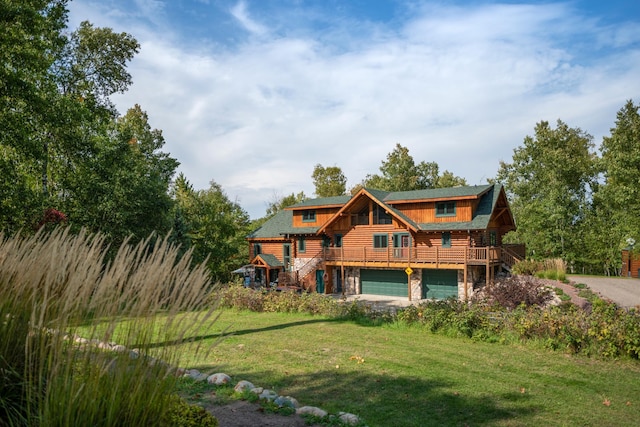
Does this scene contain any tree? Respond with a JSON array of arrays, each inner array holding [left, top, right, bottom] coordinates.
[[589, 100, 640, 273], [311, 164, 346, 197], [265, 191, 306, 218], [174, 178, 250, 281], [495, 120, 597, 263], [63, 105, 179, 244], [0, 0, 69, 230], [361, 143, 465, 191]]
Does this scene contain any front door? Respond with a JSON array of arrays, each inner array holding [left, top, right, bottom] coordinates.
[[316, 270, 325, 294], [393, 233, 410, 258]]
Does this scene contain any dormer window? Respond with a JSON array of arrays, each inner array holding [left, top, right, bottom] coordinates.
[[302, 210, 316, 222], [436, 201, 456, 217]]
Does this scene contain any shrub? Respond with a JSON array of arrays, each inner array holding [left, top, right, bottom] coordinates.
[[472, 276, 553, 310], [0, 229, 218, 426], [511, 259, 542, 276], [165, 395, 218, 427]]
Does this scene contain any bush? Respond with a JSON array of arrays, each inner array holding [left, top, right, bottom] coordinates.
[[472, 276, 553, 310], [165, 395, 218, 427], [512, 259, 542, 276]]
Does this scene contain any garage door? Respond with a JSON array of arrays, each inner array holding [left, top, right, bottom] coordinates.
[[422, 269, 458, 299], [361, 269, 408, 297]]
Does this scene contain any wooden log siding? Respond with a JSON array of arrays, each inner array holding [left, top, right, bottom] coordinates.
[[292, 208, 341, 227], [393, 200, 474, 223]]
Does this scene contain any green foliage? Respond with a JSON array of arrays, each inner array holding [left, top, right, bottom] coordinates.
[[172, 178, 250, 282], [312, 164, 347, 197], [362, 143, 466, 191], [264, 191, 307, 218], [0, 229, 218, 425], [496, 120, 597, 263], [165, 395, 219, 427], [511, 259, 542, 275]]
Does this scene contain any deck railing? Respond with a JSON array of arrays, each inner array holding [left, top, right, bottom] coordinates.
[[322, 244, 524, 268]]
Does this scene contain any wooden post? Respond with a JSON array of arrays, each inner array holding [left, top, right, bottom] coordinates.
[[463, 248, 468, 300]]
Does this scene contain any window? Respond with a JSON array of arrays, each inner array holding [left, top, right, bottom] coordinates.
[[253, 243, 261, 257], [373, 234, 388, 249], [436, 201, 456, 217], [334, 234, 343, 248], [490, 231, 497, 246], [373, 204, 392, 225], [302, 210, 316, 222], [322, 236, 331, 248], [442, 232, 451, 248], [298, 237, 306, 253], [351, 207, 369, 226]]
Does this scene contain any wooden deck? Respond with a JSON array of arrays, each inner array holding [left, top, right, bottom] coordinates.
[[322, 244, 524, 269]]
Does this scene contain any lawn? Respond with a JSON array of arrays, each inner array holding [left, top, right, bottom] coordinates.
[[165, 309, 640, 427]]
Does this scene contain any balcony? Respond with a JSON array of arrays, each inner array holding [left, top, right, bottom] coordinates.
[[322, 244, 525, 269]]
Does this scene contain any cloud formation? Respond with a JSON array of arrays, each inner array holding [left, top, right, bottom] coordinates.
[[68, 0, 640, 218]]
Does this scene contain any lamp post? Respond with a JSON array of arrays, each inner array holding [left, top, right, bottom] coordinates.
[[626, 238, 636, 277]]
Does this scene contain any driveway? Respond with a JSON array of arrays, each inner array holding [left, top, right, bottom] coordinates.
[[568, 275, 640, 309]]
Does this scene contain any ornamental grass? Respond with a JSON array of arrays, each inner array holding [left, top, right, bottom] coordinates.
[[0, 228, 218, 426]]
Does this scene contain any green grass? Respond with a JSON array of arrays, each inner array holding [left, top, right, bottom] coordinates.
[[166, 309, 640, 427]]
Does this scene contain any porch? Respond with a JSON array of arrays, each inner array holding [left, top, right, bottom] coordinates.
[[322, 244, 525, 270]]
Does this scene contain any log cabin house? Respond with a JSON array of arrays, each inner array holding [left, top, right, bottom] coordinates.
[[246, 183, 524, 300]]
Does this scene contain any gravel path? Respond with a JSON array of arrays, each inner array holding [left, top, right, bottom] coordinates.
[[568, 275, 640, 309]]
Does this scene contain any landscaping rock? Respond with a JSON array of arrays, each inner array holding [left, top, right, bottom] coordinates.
[[258, 389, 278, 401], [207, 372, 232, 385], [296, 406, 327, 417], [274, 395, 299, 409], [234, 380, 255, 392], [338, 412, 362, 425]]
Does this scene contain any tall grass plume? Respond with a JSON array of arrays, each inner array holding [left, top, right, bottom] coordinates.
[[0, 228, 218, 426]]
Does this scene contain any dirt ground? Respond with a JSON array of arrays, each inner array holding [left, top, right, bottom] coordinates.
[[205, 400, 324, 427]]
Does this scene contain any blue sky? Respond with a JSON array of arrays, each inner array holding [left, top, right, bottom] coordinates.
[[67, 0, 640, 219]]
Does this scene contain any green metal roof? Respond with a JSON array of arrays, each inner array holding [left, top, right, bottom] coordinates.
[[255, 253, 283, 268], [288, 195, 351, 209], [248, 210, 319, 239], [382, 184, 493, 202], [248, 184, 504, 238]]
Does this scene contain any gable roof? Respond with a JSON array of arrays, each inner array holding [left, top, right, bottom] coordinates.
[[251, 253, 283, 268], [248, 184, 513, 239], [248, 209, 320, 239]]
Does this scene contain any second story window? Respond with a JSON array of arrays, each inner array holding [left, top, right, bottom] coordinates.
[[302, 210, 316, 222], [253, 243, 262, 257], [436, 201, 456, 217], [298, 237, 306, 253], [373, 204, 392, 225], [373, 234, 388, 249]]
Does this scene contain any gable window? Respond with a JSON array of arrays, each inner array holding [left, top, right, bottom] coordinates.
[[373, 204, 392, 225], [302, 210, 316, 222], [298, 237, 306, 253], [351, 207, 369, 226], [442, 232, 452, 248], [373, 234, 388, 250], [436, 201, 456, 217], [253, 243, 262, 257]]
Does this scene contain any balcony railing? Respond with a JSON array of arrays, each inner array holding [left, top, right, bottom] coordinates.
[[322, 244, 524, 268]]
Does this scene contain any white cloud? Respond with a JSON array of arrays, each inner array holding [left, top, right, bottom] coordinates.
[[68, 1, 640, 218], [230, 1, 268, 36]]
